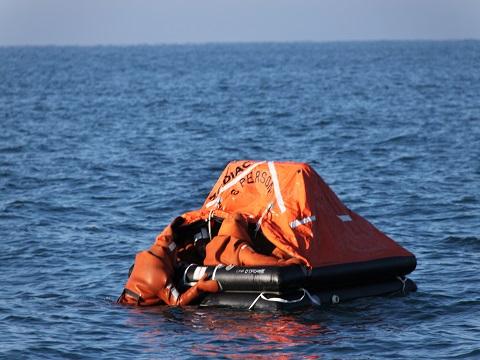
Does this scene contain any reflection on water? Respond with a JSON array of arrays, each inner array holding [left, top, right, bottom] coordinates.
[[124, 306, 335, 358]]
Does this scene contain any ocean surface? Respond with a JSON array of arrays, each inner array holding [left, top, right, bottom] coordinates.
[[1, 41, 479, 359]]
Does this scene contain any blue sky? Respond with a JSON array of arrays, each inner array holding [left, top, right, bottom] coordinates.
[[1, 0, 479, 45]]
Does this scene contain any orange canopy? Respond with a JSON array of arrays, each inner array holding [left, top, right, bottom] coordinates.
[[202, 160, 413, 268]]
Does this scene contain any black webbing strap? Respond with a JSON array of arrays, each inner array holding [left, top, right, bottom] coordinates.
[[147, 250, 163, 260]]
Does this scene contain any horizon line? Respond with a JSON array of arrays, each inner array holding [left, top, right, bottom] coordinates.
[[1, 38, 479, 48]]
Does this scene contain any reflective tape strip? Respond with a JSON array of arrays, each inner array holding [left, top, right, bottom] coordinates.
[[290, 215, 316, 228], [206, 161, 266, 208], [240, 243, 252, 252], [338, 215, 352, 222], [183, 263, 196, 285], [194, 228, 209, 244], [268, 161, 286, 213], [212, 264, 224, 280], [166, 283, 179, 301], [193, 266, 207, 281], [255, 202, 273, 234], [166, 284, 179, 301], [205, 196, 221, 209], [193, 233, 201, 244]]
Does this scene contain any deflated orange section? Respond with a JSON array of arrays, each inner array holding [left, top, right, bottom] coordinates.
[[204, 213, 302, 267], [118, 225, 219, 306]]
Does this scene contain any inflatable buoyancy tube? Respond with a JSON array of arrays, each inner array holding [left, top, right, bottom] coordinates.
[[199, 277, 417, 311]]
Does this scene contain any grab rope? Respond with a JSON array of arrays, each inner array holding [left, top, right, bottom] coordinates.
[[248, 288, 321, 310], [207, 209, 214, 241], [397, 276, 407, 293], [304, 288, 322, 306], [207, 197, 221, 241], [254, 202, 273, 239]]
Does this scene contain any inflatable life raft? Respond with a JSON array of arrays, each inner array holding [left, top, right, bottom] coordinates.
[[120, 161, 417, 310]]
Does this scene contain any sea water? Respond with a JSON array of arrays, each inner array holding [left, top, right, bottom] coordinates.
[[1, 41, 479, 359]]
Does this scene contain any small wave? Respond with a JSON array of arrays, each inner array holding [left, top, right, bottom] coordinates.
[[376, 133, 418, 145], [4, 199, 38, 209], [245, 109, 263, 116], [454, 195, 477, 204], [312, 118, 332, 126], [145, 98, 169, 108], [452, 349, 480, 359], [269, 111, 293, 119], [394, 154, 419, 163], [0, 144, 26, 154], [443, 236, 480, 249], [414, 83, 439, 90]]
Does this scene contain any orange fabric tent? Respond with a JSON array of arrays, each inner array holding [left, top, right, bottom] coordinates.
[[202, 160, 414, 268]]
